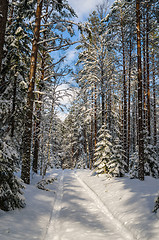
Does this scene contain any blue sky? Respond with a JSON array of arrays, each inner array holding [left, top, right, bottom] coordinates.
[[57, 0, 114, 120], [65, 0, 114, 65]]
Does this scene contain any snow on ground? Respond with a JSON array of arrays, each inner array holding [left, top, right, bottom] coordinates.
[[0, 169, 159, 240], [75, 169, 159, 240]]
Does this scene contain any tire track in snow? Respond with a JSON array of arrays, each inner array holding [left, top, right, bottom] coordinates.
[[43, 171, 64, 240], [75, 172, 136, 240]]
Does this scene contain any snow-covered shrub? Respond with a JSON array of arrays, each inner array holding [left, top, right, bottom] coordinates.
[[153, 194, 159, 214], [37, 177, 57, 191], [129, 152, 139, 178], [75, 154, 86, 169], [0, 139, 25, 211], [129, 142, 159, 179], [144, 135, 159, 178]]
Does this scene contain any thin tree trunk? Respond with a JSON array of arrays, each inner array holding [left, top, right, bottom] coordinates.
[[84, 93, 90, 168], [94, 82, 97, 151], [136, 0, 144, 180], [142, 10, 147, 125], [11, 72, 17, 137], [40, 112, 44, 175], [33, 37, 46, 173], [43, 100, 54, 176], [128, 38, 132, 165], [101, 65, 105, 125], [152, 50, 157, 146], [108, 85, 111, 131], [21, 0, 43, 184], [9, 2, 16, 138], [135, 88, 139, 146], [132, 94, 136, 152], [146, 2, 151, 137], [121, 13, 128, 170], [90, 87, 94, 169]]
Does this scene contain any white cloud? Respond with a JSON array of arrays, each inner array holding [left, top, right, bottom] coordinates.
[[66, 49, 77, 62], [68, 0, 112, 21]]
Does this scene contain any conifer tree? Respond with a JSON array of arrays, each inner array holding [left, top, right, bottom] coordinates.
[[94, 125, 112, 174], [21, 0, 43, 184], [136, 0, 144, 180], [0, 0, 8, 74]]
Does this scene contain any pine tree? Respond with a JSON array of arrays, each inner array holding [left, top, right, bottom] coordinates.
[[0, 0, 8, 74], [136, 0, 144, 180], [21, 0, 43, 184]]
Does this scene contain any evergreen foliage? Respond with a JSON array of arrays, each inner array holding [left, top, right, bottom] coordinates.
[[0, 138, 25, 211], [109, 141, 127, 177], [143, 133, 159, 178], [94, 125, 112, 174]]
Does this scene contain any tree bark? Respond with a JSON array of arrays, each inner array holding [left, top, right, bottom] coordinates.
[[146, 2, 151, 137], [43, 99, 54, 176], [121, 13, 128, 171], [89, 87, 94, 169], [21, 0, 43, 184], [11, 72, 17, 137], [142, 9, 147, 126], [94, 82, 97, 151], [136, 0, 144, 180], [32, 8, 47, 173], [132, 94, 136, 152], [101, 60, 105, 126], [152, 50, 157, 146], [128, 38, 132, 166]]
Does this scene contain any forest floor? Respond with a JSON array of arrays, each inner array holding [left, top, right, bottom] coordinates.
[[0, 169, 159, 240]]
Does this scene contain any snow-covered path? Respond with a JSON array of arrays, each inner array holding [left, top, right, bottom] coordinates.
[[1, 169, 159, 240], [45, 170, 134, 240]]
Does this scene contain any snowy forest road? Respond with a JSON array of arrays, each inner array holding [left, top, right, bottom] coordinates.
[[44, 170, 135, 240]]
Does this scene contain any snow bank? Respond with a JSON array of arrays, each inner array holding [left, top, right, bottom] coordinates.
[[0, 170, 61, 240], [75, 169, 159, 240]]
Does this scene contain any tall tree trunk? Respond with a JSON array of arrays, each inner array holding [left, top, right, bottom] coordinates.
[[121, 13, 128, 171], [21, 0, 43, 184], [136, 0, 144, 180], [146, 2, 151, 137], [152, 50, 157, 146], [32, 25, 47, 173], [101, 64, 105, 125], [142, 9, 147, 125], [0, 0, 8, 74], [132, 94, 136, 152], [84, 93, 90, 168], [94, 82, 97, 151], [128, 38, 132, 166], [108, 85, 111, 131], [89, 87, 94, 169], [11, 72, 17, 137]]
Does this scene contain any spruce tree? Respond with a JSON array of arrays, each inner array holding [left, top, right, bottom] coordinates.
[[94, 125, 112, 174]]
